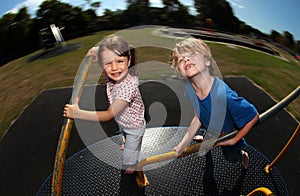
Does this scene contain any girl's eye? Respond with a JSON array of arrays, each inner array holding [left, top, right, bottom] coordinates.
[[103, 62, 111, 66]]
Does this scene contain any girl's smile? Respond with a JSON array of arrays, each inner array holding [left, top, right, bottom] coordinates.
[[101, 49, 131, 82]]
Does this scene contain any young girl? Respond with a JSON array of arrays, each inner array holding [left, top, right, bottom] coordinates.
[[169, 38, 259, 170], [63, 35, 146, 174]]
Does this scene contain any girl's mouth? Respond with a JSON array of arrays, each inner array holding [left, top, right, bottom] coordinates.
[[111, 72, 122, 77]]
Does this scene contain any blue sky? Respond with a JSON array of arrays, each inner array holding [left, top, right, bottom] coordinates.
[[0, 0, 299, 40]]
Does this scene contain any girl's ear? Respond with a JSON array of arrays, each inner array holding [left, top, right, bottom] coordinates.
[[127, 57, 131, 67]]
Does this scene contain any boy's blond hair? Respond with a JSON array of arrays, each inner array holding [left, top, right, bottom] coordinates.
[[169, 38, 215, 76]]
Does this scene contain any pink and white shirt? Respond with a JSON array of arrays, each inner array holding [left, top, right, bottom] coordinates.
[[106, 76, 145, 129]]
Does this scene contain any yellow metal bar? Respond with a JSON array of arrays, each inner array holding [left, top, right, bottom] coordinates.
[[51, 56, 93, 196], [136, 143, 202, 187], [247, 187, 274, 196], [265, 123, 300, 173]]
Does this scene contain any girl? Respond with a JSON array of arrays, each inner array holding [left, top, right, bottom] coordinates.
[[63, 35, 146, 174], [169, 38, 259, 170]]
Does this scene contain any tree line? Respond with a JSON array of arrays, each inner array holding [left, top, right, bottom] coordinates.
[[1, 0, 299, 66]]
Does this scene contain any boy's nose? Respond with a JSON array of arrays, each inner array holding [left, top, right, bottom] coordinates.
[[184, 56, 190, 62]]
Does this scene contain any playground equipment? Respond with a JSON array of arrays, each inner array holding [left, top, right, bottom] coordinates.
[[40, 24, 66, 49], [37, 53, 300, 195], [51, 56, 93, 195]]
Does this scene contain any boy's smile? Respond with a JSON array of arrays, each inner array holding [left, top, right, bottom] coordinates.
[[185, 63, 195, 70]]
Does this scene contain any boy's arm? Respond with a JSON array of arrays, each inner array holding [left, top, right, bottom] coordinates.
[[174, 113, 201, 157], [216, 113, 259, 146], [63, 97, 128, 122]]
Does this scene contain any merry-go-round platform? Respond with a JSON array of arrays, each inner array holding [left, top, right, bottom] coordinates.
[[37, 127, 288, 195]]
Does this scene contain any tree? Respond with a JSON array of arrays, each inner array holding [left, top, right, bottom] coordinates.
[[0, 7, 35, 66], [282, 31, 294, 49], [270, 30, 282, 43], [194, 0, 238, 31], [83, 0, 101, 13], [36, 0, 89, 39], [162, 0, 195, 27], [125, 0, 150, 26], [295, 41, 300, 55]]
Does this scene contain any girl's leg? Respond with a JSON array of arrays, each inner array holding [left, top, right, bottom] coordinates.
[[119, 128, 126, 150], [120, 135, 126, 150], [122, 134, 143, 174]]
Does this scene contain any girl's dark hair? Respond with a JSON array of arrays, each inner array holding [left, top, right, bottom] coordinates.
[[97, 34, 137, 76]]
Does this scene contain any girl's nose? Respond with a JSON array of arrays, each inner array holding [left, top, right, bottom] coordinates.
[[111, 61, 117, 70]]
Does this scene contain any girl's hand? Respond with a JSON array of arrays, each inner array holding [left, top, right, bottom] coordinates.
[[63, 97, 80, 119], [86, 47, 99, 62]]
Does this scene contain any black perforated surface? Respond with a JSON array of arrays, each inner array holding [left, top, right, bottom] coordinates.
[[37, 127, 288, 195]]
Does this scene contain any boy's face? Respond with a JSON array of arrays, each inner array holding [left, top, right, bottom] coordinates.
[[176, 50, 209, 78], [101, 49, 131, 82]]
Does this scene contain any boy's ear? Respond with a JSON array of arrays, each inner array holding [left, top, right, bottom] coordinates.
[[204, 57, 211, 67]]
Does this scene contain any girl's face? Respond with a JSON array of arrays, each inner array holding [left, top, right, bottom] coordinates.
[[176, 50, 210, 78], [101, 49, 131, 82]]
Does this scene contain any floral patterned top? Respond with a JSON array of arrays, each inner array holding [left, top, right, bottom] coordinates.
[[106, 76, 145, 129]]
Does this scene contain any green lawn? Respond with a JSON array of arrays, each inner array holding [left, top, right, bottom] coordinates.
[[0, 28, 299, 139]]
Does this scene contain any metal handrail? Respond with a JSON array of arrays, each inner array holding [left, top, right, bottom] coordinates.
[[265, 123, 300, 173], [136, 85, 300, 187], [51, 56, 93, 196], [247, 187, 274, 196]]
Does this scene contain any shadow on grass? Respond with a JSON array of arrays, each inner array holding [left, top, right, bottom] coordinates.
[[27, 43, 81, 62]]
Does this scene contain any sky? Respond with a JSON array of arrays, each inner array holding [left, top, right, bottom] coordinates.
[[0, 0, 299, 40]]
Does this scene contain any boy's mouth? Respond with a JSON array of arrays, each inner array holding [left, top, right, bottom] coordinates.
[[185, 64, 195, 70]]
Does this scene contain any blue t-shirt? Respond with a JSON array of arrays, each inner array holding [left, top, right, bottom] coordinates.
[[185, 77, 257, 150]]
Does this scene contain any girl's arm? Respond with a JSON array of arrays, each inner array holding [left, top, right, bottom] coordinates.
[[173, 113, 201, 157], [63, 97, 128, 122], [216, 113, 259, 146]]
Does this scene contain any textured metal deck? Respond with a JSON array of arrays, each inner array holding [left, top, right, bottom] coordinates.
[[37, 127, 288, 195]]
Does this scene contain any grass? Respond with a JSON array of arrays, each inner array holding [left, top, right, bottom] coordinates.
[[0, 28, 299, 139]]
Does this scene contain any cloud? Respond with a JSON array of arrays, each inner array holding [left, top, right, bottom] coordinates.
[[7, 0, 44, 15], [228, 0, 245, 9], [149, 0, 163, 7]]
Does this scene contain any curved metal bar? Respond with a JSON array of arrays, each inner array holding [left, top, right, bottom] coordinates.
[[216, 85, 300, 144], [136, 143, 202, 187], [51, 56, 93, 196], [136, 85, 300, 187], [259, 85, 300, 123], [265, 123, 300, 173], [247, 187, 274, 196]]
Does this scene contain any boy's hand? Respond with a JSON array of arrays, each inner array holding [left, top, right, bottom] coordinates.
[[173, 143, 186, 157], [215, 138, 236, 147]]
